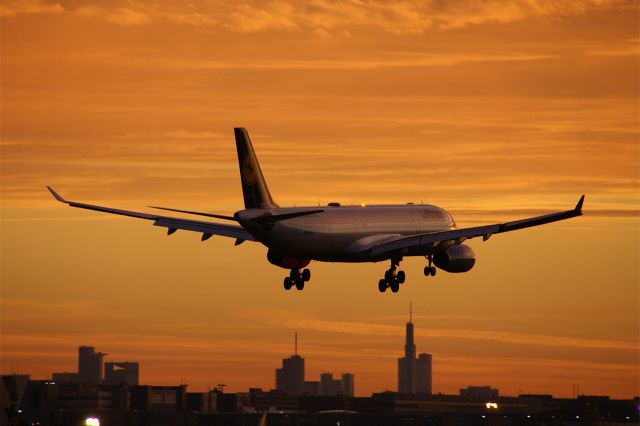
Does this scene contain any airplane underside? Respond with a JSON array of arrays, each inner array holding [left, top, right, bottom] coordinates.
[[257, 229, 471, 293], [266, 248, 442, 293]]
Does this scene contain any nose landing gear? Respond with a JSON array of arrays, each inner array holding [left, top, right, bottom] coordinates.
[[283, 268, 311, 291], [378, 258, 405, 293]]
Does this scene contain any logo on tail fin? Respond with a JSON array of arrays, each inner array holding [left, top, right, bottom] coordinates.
[[241, 156, 258, 186]]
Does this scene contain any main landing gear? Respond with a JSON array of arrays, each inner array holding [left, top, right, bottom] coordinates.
[[283, 268, 311, 291], [424, 254, 436, 277], [378, 259, 405, 293]]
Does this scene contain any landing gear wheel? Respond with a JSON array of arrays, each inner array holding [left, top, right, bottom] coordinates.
[[424, 266, 436, 276], [378, 279, 387, 293], [283, 277, 293, 290], [390, 280, 400, 293], [384, 270, 394, 281], [295, 277, 305, 291], [302, 268, 311, 282], [397, 270, 405, 284], [424, 254, 436, 277]]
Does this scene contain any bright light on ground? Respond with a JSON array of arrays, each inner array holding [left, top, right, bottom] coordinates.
[[84, 417, 100, 426]]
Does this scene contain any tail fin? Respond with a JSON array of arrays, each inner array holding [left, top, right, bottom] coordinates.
[[234, 128, 278, 209]]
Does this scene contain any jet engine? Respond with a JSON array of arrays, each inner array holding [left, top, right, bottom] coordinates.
[[267, 249, 310, 270], [433, 244, 475, 273]]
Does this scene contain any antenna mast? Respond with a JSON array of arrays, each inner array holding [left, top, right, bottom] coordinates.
[[410, 302, 413, 323]]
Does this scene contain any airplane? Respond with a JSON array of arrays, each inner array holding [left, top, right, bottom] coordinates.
[[48, 127, 585, 293]]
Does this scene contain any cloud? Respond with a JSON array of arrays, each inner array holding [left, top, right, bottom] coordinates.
[[218, 0, 637, 34], [265, 313, 638, 351], [161, 52, 557, 71], [227, 1, 299, 33], [0, 0, 64, 17], [4, 0, 635, 33], [106, 7, 151, 26], [1, 0, 217, 28], [117, 130, 226, 140], [165, 12, 216, 27], [586, 39, 640, 57]]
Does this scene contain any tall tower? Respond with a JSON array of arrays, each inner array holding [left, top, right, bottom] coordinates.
[[275, 333, 305, 395], [398, 304, 416, 393], [398, 304, 432, 395]]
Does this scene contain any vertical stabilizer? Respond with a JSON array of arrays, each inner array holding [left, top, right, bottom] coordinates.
[[234, 128, 278, 209]]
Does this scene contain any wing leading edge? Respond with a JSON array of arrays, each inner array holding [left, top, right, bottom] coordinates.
[[46, 187, 256, 242], [369, 195, 585, 257]]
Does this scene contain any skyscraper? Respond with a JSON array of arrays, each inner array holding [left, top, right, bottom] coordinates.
[[318, 373, 354, 397], [415, 353, 432, 394], [341, 373, 355, 397], [398, 304, 432, 394], [275, 333, 305, 395], [78, 346, 106, 384]]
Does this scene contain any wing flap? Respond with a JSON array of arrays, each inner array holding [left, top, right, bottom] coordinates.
[[149, 205, 236, 221], [153, 218, 252, 240]]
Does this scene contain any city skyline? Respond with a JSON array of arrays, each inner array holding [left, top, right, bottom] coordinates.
[[1, 0, 638, 399], [3, 338, 629, 400], [4, 312, 634, 399]]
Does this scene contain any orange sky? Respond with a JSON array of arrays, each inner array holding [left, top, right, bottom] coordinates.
[[1, 0, 639, 398]]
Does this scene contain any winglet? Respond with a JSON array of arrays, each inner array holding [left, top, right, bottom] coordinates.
[[574, 194, 585, 213], [47, 186, 67, 203]]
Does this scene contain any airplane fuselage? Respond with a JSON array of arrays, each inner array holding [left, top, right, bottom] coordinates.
[[236, 204, 456, 262]]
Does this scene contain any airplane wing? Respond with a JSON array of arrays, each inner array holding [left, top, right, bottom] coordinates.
[[369, 195, 584, 257], [46, 187, 256, 242]]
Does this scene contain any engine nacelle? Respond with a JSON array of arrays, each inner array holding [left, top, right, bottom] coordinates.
[[267, 249, 310, 270], [433, 244, 476, 273]]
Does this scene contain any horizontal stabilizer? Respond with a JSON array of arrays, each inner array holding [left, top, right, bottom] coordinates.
[[252, 209, 324, 224]]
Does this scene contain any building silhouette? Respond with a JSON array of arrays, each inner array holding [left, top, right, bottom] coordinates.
[[51, 371, 79, 383], [415, 353, 432, 394], [341, 373, 354, 397], [105, 362, 139, 386], [52, 346, 107, 384], [398, 304, 432, 394], [460, 385, 499, 399], [317, 373, 354, 397], [275, 333, 305, 395], [78, 346, 106, 384], [52, 346, 139, 387], [275, 334, 354, 397]]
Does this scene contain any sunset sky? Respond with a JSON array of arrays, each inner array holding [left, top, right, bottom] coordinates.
[[1, 0, 638, 398]]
